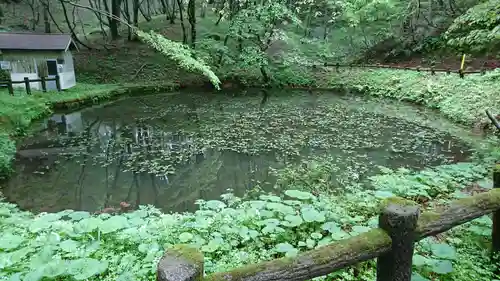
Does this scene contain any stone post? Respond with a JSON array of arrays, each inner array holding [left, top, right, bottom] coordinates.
[[376, 198, 420, 281], [157, 245, 204, 281]]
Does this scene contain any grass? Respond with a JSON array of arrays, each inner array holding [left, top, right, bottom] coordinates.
[[317, 67, 500, 126]]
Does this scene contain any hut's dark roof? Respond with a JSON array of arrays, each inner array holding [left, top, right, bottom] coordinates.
[[0, 33, 75, 51]]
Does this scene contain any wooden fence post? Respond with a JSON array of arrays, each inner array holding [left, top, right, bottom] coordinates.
[[24, 77, 31, 95], [492, 164, 500, 254], [157, 245, 204, 281], [41, 76, 47, 92], [377, 199, 420, 281], [55, 75, 61, 91], [7, 80, 14, 95]]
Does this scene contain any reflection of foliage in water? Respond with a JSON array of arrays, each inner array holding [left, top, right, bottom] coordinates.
[[6, 91, 474, 213]]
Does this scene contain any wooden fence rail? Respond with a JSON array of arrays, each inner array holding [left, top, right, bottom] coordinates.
[[0, 75, 61, 95], [156, 165, 500, 281], [314, 62, 498, 78]]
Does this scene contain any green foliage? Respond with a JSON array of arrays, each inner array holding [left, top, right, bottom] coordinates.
[[445, 0, 500, 54], [327, 68, 500, 125], [136, 30, 221, 89], [0, 130, 14, 179]]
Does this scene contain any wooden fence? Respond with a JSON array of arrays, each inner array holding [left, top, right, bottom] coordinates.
[[156, 165, 500, 281], [0, 75, 61, 95], [315, 62, 497, 78]]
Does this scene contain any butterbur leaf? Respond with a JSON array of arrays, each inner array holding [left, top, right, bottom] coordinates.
[[284, 190, 315, 200], [431, 243, 456, 260], [321, 221, 341, 233], [99, 216, 129, 234], [76, 217, 103, 233], [42, 260, 68, 277], [306, 238, 316, 248], [205, 200, 226, 210], [266, 202, 294, 214], [412, 254, 429, 267], [0, 233, 24, 250], [201, 239, 222, 253], [301, 207, 325, 222], [67, 258, 108, 280], [23, 269, 44, 281], [275, 243, 295, 253], [6, 273, 22, 281], [179, 232, 194, 242], [351, 225, 371, 234], [68, 211, 91, 221], [283, 215, 303, 227], [59, 239, 80, 253], [259, 195, 281, 202], [411, 272, 430, 281], [431, 260, 453, 274], [310, 232, 322, 240], [374, 190, 395, 199]]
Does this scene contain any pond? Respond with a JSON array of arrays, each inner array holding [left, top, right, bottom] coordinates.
[[2, 89, 477, 214]]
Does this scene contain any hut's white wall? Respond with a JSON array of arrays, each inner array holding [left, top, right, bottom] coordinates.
[[10, 73, 40, 90], [1, 50, 76, 90], [58, 50, 76, 89]]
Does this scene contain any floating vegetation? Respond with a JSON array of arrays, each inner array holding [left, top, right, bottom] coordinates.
[[3, 90, 475, 213]]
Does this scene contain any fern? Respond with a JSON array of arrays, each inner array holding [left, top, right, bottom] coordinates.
[[136, 30, 221, 89]]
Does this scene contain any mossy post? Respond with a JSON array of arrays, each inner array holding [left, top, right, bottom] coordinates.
[[377, 198, 419, 281], [492, 164, 500, 256], [157, 244, 204, 281]]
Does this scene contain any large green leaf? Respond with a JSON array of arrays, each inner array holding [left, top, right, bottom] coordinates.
[[430, 243, 457, 260]]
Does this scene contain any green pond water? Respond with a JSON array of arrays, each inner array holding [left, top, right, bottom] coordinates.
[[2, 89, 477, 213]]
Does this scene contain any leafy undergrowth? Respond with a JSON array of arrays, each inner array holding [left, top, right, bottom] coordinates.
[[1, 143, 500, 280], [325, 68, 500, 126]]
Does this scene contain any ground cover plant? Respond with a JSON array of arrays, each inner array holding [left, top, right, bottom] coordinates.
[[0, 0, 499, 279], [324, 68, 500, 126]]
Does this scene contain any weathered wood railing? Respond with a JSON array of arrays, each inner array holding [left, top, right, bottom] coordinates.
[[156, 167, 500, 281], [315, 62, 497, 78], [1, 75, 61, 95]]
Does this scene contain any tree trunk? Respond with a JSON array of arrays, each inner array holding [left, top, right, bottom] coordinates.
[[43, 6, 51, 33], [200, 1, 206, 18], [58, 0, 92, 49], [175, 0, 187, 44], [169, 0, 176, 23], [110, 0, 122, 40], [122, 0, 133, 40], [187, 0, 196, 48], [139, 4, 152, 21], [133, 0, 140, 32]]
